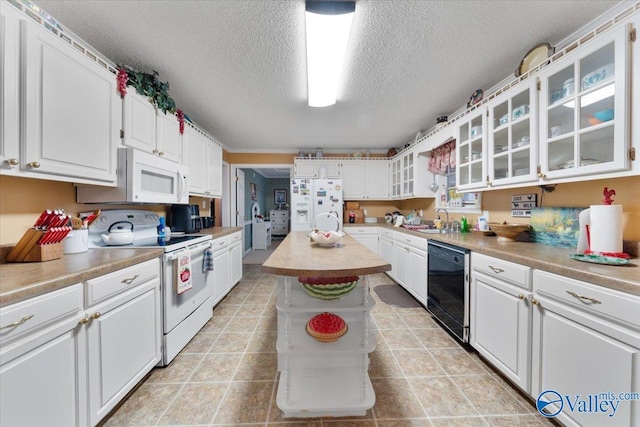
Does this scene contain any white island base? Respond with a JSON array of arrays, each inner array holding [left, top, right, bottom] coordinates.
[[276, 367, 375, 418], [275, 275, 377, 418]]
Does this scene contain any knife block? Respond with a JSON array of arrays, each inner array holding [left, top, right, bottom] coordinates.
[[6, 228, 63, 262], [20, 243, 64, 262]]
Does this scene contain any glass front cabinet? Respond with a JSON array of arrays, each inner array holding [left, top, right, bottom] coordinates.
[[456, 109, 487, 191], [487, 80, 539, 187], [538, 24, 630, 180]]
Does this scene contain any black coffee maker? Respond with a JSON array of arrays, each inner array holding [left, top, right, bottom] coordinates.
[[170, 204, 202, 233]]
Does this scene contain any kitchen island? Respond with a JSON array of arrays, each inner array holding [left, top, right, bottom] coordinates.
[[262, 232, 391, 418]]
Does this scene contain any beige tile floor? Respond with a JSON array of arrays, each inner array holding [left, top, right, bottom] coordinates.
[[101, 265, 558, 427]]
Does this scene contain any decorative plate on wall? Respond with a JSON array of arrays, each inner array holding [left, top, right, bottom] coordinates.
[[515, 43, 554, 77]]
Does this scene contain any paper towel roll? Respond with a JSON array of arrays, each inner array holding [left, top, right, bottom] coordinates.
[[590, 205, 623, 253]]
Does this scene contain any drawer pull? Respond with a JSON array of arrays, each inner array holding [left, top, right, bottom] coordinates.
[[488, 265, 504, 274], [566, 290, 601, 304], [0, 314, 34, 331], [121, 274, 139, 285]]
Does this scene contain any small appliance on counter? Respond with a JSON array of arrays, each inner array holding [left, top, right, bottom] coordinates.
[[170, 204, 202, 233], [200, 216, 214, 229]]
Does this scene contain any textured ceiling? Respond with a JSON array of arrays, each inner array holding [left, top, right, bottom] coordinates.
[[38, 0, 623, 153]]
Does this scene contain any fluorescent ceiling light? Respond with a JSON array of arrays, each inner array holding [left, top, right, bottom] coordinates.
[[305, 2, 355, 107]]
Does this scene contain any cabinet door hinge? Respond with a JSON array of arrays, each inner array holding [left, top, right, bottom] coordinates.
[[630, 147, 636, 161], [537, 81, 541, 91], [120, 129, 124, 139], [235, 176, 239, 182], [630, 28, 636, 42]]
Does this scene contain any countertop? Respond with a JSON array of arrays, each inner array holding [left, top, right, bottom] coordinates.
[[0, 247, 163, 307], [261, 232, 391, 278], [0, 226, 243, 308], [197, 227, 243, 239], [346, 223, 640, 297]]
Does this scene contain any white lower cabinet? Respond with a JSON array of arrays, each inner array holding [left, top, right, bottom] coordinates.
[[378, 232, 394, 278], [211, 231, 243, 307], [531, 270, 640, 427], [0, 258, 162, 427], [393, 241, 410, 288], [0, 284, 86, 427], [408, 245, 427, 305], [230, 235, 243, 287], [86, 276, 161, 426], [471, 253, 532, 392], [388, 231, 427, 305], [211, 236, 231, 306], [345, 226, 378, 255]]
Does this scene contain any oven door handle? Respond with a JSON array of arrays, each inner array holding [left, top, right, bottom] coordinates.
[[166, 241, 212, 261]]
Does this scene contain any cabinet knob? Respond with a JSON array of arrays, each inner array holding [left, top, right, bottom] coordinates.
[[152, 149, 159, 154], [531, 299, 540, 305], [518, 294, 525, 300], [158, 151, 165, 156], [6, 158, 19, 167], [537, 172, 546, 179], [91, 312, 101, 320], [28, 161, 40, 168], [79, 317, 91, 325]]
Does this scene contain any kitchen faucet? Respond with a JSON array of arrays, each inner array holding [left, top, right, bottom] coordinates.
[[435, 208, 449, 231]]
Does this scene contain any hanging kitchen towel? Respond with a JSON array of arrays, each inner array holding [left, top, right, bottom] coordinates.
[[176, 250, 192, 295], [203, 245, 214, 272]]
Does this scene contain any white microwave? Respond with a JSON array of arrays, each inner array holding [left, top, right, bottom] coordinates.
[[77, 148, 189, 204]]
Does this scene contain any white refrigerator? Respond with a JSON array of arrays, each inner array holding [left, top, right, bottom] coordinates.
[[290, 179, 343, 232]]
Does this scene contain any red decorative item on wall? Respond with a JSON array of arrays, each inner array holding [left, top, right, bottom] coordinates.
[[176, 109, 185, 135], [116, 68, 128, 98]]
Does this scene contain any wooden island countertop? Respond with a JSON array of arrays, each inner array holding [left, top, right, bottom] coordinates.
[[261, 232, 391, 278]]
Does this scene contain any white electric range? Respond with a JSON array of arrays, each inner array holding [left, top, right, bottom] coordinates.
[[88, 210, 214, 365]]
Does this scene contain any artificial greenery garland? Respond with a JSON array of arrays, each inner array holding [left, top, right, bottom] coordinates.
[[119, 66, 176, 114]]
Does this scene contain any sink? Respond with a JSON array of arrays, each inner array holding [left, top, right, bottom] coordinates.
[[417, 229, 451, 234]]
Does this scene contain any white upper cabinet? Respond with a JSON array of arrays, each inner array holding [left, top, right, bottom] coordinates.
[[183, 125, 206, 194], [123, 91, 182, 164], [456, 110, 487, 191], [155, 110, 182, 163], [293, 158, 341, 178], [0, 3, 21, 174], [538, 24, 631, 180], [205, 137, 222, 197], [341, 160, 365, 199], [122, 91, 157, 153], [364, 160, 389, 199], [20, 6, 119, 185], [183, 123, 222, 198], [391, 150, 414, 198], [487, 80, 539, 187]]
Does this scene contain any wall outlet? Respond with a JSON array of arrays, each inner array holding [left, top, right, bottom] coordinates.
[[202, 200, 206, 209], [483, 210, 489, 221]]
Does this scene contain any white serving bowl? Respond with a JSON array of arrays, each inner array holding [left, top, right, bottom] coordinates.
[[309, 230, 344, 246]]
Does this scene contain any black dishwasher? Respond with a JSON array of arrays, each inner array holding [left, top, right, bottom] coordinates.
[[427, 240, 470, 343]]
